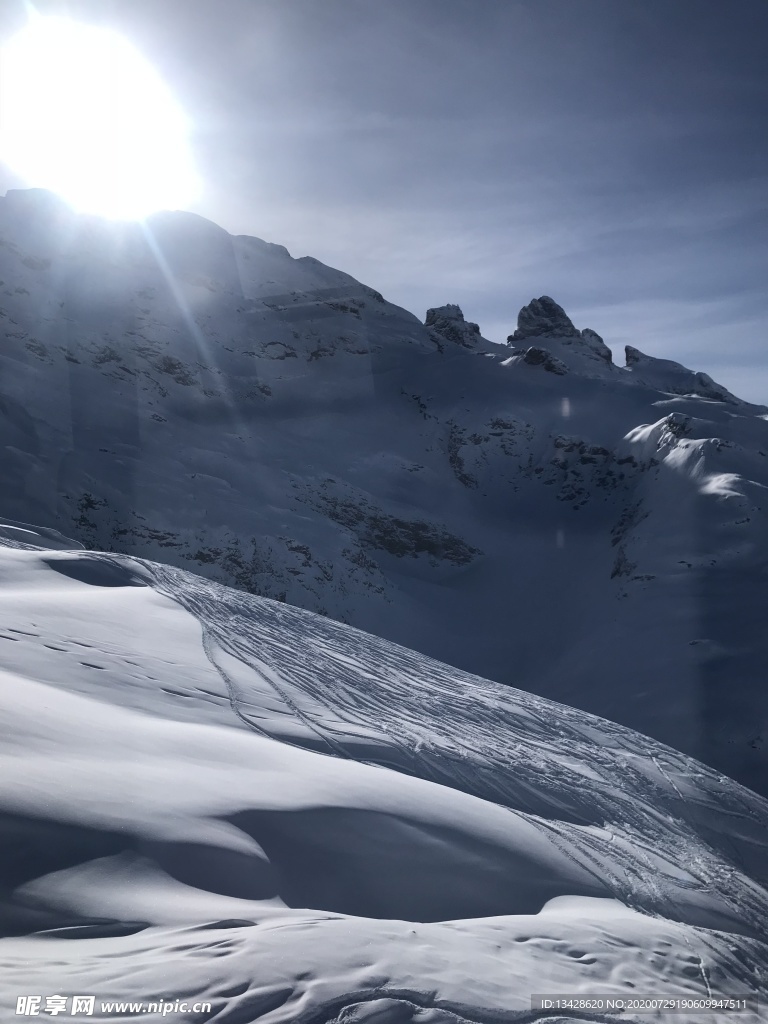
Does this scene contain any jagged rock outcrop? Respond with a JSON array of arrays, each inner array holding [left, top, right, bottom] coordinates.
[[508, 295, 581, 341], [507, 296, 613, 365], [425, 304, 482, 348], [521, 346, 568, 374], [625, 345, 648, 367], [580, 327, 612, 363]]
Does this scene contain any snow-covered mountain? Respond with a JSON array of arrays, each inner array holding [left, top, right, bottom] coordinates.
[[1, 188, 767, 795], [0, 522, 766, 1022]]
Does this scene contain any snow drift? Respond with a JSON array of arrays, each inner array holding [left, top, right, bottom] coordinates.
[[0, 522, 766, 1022]]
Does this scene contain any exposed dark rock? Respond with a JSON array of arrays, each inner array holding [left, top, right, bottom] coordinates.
[[664, 412, 692, 438], [580, 327, 612, 363], [508, 296, 580, 342], [521, 346, 568, 375], [425, 304, 482, 348], [507, 298, 612, 364], [625, 345, 643, 366], [317, 488, 480, 565]]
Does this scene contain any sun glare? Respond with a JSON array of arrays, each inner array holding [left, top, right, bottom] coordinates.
[[0, 15, 200, 220]]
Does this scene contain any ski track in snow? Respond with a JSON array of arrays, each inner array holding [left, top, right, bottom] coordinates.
[[137, 556, 768, 936], [1, 534, 767, 1019]]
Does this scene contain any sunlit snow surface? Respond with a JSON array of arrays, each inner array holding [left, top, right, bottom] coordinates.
[[0, 523, 766, 1022]]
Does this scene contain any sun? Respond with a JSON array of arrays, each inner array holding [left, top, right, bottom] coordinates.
[[0, 15, 200, 220]]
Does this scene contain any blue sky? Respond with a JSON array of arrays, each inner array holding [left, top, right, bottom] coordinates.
[[1, 0, 767, 401]]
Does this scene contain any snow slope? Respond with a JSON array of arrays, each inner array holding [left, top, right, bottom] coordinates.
[[0, 521, 766, 1022], [0, 190, 767, 795]]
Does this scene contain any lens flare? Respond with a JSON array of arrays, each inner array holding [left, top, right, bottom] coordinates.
[[0, 16, 200, 219]]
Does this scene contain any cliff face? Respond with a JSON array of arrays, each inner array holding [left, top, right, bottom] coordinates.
[[1, 188, 767, 793]]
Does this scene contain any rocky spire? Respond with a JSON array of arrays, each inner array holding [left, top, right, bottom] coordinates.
[[425, 304, 482, 348], [508, 296, 580, 342], [507, 296, 613, 365]]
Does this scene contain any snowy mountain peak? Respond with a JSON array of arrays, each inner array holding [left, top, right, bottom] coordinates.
[[507, 296, 613, 371], [424, 303, 482, 348], [504, 296, 613, 378]]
